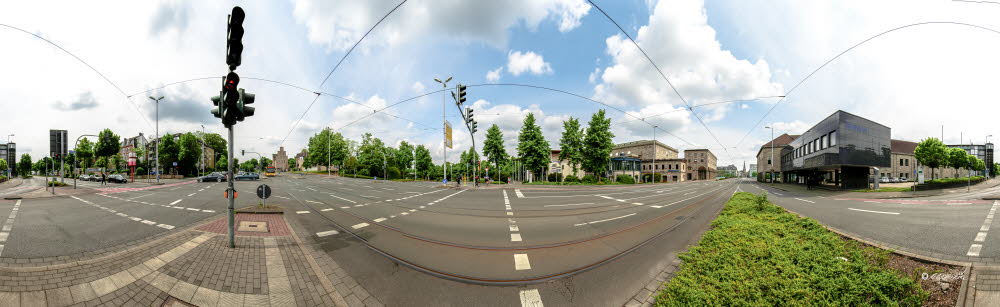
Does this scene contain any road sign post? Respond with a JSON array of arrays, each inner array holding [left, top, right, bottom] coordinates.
[[256, 184, 271, 208]]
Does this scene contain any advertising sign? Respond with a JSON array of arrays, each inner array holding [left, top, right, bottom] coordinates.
[[444, 121, 453, 149]]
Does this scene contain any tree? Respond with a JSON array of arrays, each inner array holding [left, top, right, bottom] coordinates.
[[75, 137, 94, 169], [95, 129, 121, 171], [216, 155, 228, 171], [516, 113, 550, 182], [914, 138, 947, 180], [111, 154, 124, 173], [0, 159, 7, 175], [260, 157, 273, 169], [482, 124, 508, 177], [395, 141, 414, 171], [287, 158, 296, 171], [178, 133, 203, 176], [158, 134, 180, 175], [947, 147, 968, 178], [200, 133, 227, 163], [558, 117, 584, 178], [414, 145, 432, 179], [582, 110, 615, 180]]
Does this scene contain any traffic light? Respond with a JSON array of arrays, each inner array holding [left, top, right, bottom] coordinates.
[[211, 91, 224, 119], [226, 7, 245, 70], [241, 150, 245, 156], [222, 72, 240, 127], [236, 88, 255, 121], [452, 84, 467, 107], [465, 107, 474, 123], [471, 120, 478, 134]]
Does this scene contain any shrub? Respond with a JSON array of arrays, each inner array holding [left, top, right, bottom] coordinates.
[[582, 174, 598, 184], [387, 167, 401, 179], [564, 175, 580, 183], [616, 174, 636, 184], [547, 172, 563, 182], [641, 173, 664, 183]]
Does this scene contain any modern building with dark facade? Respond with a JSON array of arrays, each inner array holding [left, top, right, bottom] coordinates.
[[947, 143, 993, 177], [779, 110, 891, 189], [0, 142, 15, 176]]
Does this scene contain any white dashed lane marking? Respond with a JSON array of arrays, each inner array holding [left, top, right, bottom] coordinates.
[[847, 208, 899, 215], [514, 254, 531, 270], [794, 198, 815, 204], [316, 230, 339, 237], [0, 199, 16, 256], [519, 289, 544, 307], [573, 213, 637, 227], [352, 223, 370, 229]]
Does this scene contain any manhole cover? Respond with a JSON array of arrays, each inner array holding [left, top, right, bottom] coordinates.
[[237, 221, 269, 232]]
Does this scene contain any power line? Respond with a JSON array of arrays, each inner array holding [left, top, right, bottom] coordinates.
[[1, 23, 153, 131], [734, 21, 1000, 149], [587, 0, 731, 160], [284, 0, 409, 146], [616, 95, 786, 125]]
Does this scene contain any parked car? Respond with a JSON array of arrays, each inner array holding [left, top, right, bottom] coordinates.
[[235, 172, 259, 181], [90, 174, 105, 182], [107, 174, 128, 184], [198, 173, 227, 182], [79, 174, 92, 181]]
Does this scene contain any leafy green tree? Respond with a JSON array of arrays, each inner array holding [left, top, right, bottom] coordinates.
[[914, 138, 947, 180], [158, 134, 180, 174], [260, 157, 273, 169], [516, 113, 550, 182], [358, 133, 387, 177], [178, 133, 203, 176], [95, 129, 121, 171], [199, 133, 228, 163], [75, 137, 94, 169], [395, 141, 414, 171], [414, 145, 433, 179], [216, 155, 228, 171], [95, 157, 108, 172], [558, 117, 584, 178], [482, 124, 508, 177], [582, 110, 615, 180], [343, 156, 359, 176], [947, 147, 968, 178], [0, 159, 7, 175], [111, 154, 124, 173], [288, 158, 296, 171]]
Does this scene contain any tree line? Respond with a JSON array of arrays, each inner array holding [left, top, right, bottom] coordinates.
[[914, 137, 990, 180]]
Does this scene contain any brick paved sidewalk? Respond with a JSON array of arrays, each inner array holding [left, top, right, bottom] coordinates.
[[0, 213, 382, 307]]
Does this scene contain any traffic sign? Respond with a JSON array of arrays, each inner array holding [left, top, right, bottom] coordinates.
[[256, 184, 271, 199], [172, 162, 178, 166]]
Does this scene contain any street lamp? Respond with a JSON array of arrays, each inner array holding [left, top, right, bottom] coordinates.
[[148, 96, 164, 183], [434, 76, 452, 183], [764, 125, 774, 183]]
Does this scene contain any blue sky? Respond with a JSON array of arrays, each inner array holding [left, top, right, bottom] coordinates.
[[4, 0, 1000, 168]]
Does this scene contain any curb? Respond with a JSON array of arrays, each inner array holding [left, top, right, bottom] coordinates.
[[958, 265, 971, 307]]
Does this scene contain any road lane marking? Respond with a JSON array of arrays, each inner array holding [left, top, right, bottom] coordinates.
[[157, 224, 175, 230], [975, 232, 988, 242], [968, 244, 983, 256], [401, 212, 409, 215], [186, 208, 200, 211], [519, 289, 544, 307], [296, 211, 310, 214], [374, 218, 387, 223], [511, 234, 522, 242], [169, 199, 182, 205], [794, 198, 815, 204], [514, 254, 531, 270], [847, 208, 899, 215], [352, 223, 369, 229], [864, 201, 878, 203], [650, 205, 663, 208], [321, 208, 334, 212], [632, 203, 643, 206], [509, 225, 519, 232], [202, 210, 215, 213], [187, 193, 195, 197], [515, 189, 525, 198], [573, 213, 637, 226], [949, 203, 973, 205], [305, 200, 324, 204], [316, 230, 339, 237], [772, 192, 783, 196]]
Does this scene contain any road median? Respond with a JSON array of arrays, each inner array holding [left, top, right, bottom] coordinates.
[[653, 192, 959, 306]]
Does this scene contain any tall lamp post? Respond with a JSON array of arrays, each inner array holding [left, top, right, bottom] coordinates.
[[148, 96, 164, 183], [764, 125, 774, 183], [434, 77, 452, 183]]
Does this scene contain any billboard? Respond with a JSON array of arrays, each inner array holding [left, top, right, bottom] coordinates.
[[444, 121, 453, 149]]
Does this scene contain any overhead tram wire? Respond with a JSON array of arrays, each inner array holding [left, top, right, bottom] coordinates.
[[126, 75, 437, 132], [733, 21, 1000, 148], [615, 95, 787, 125], [586, 0, 732, 160], [1, 23, 153, 131], [282, 0, 409, 147]]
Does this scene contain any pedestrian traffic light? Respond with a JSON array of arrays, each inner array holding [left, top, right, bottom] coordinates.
[[236, 88, 255, 121], [452, 84, 467, 106], [226, 7, 245, 70]]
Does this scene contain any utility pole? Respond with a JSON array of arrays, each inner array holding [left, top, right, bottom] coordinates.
[[434, 77, 452, 183], [652, 125, 656, 183], [149, 96, 164, 183], [327, 128, 331, 177]]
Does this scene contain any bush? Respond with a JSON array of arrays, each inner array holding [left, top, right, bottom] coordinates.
[[655, 192, 927, 306], [387, 167, 401, 180], [564, 175, 581, 183], [581, 174, 598, 184], [924, 176, 985, 185], [616, 174, 636, 184], [547, 172, 563, 182], [641, 173, 664, 183]]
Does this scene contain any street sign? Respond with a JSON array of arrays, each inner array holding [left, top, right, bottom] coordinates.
[[256, 184, 271, 199], [444, 121, 453, 149], [172, 162, 178, 166]]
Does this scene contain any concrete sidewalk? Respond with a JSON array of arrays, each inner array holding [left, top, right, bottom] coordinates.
[[0, 211, 381, 307]]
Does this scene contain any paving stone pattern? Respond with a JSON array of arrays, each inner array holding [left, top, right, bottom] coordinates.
[[163, 236, 268, 295], [196, 214, 291, 237]]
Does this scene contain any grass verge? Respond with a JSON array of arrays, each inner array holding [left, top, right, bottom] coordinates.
[[655, 192, 928, 306], [853, 187, 913, 192]]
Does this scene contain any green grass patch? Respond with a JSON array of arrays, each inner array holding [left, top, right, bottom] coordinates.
[[852, 187, 913, 192], [655, 192, 927, 306]]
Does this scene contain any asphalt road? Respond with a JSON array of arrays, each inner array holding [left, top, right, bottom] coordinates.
[[0, 175, 742, 306]]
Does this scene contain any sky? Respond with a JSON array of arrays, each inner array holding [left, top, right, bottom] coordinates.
[[2, 0, 1000, 168]]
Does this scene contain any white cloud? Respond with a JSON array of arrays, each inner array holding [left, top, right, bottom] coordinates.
[[588, 67, 600, 84], [507, 50, 553, 76], [486, 67, 503, 83], [411, 81, 426, 93], [592, 0, 783, 114], [740, 104, 749, 109], [290, 0, 590, 52]]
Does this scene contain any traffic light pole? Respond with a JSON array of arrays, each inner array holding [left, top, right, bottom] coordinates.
[[227, 126, 235, 248]]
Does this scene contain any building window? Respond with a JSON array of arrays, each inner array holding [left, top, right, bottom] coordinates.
[[829, 131, 837, 146], [768, 159, 772, 165], [820, 135, 827, 149], [906, 159, 910, 166]]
